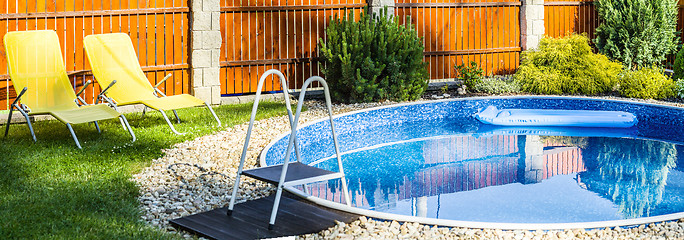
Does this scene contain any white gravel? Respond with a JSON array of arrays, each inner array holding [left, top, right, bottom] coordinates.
[[132, 98, 684, 239]]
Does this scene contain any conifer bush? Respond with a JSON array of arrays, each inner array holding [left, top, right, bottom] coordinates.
[[514, 34, 623, 95], [618, 66, 674, 99], [594, 0, 679, 69], [673, 47, 684, 81], [454, 61, 484, 91], [319, 9, 429, 103]]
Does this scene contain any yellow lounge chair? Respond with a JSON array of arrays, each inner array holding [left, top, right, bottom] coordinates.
[[83, 33, 221, 134], [3, 30, 136, 148]]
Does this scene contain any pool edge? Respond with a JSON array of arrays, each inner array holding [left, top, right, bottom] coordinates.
[[259, 95, 684, 230]]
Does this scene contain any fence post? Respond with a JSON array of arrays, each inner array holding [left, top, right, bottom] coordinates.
[[520, 0, 545, 50], [191, 0, 222, 105], [369, 0, 395, 16]]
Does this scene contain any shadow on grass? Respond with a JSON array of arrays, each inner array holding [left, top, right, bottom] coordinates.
[[0, 101, 292, 239]]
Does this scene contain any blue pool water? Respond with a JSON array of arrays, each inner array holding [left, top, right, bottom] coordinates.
[[261, 97, 684, 224]]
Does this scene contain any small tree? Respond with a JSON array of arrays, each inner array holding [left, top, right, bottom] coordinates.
[[594, 0, 679, 70], [673, 47, 684, 80], [319, 8, 428, 103]]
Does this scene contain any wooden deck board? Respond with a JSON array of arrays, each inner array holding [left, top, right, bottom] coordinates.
[[170, 193, 360, 240]]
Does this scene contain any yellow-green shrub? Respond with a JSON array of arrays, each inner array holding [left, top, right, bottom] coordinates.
[[514, 34, 623, 95], [618, 67, 674, 99]]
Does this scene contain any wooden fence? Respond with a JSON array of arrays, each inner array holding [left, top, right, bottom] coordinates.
[[395, 0, 522, 78], [544, 0, 598, 39], [219, 0, 522, 95], [0, 0, 191, 110], [219, 0, 367, 95]]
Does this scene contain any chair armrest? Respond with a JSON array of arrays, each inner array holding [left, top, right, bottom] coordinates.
[[100, 80, 117, 95], [75, 80, 92, 96], [95, 80, 119, 107], [96, 80, 117, 100], [74, 80, 92, 105], [153, 74, 172, 97], [10, 87, 31, 112], [155, 73, 172, 89], [10, 87, 27, 107]]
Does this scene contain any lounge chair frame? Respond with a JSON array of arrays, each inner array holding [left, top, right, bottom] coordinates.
[[4, 83, 136, 149], [93, 73, 221, 135], [83, 33, 221, 135]]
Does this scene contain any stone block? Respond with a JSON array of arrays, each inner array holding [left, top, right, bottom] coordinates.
[[211, 12, 221, 31], [192, 68, 204, 87], [192, 49, 212, 68], [221, 96, 240, 105], [526, 20, 534, 33], [211, 85, 222, 105], [203, 0, 220, 12], [191, 31, 203, 50], [191, 0, 202, 11], [211, 49, 220, 67], [192, 12, 211, 31], [369, 0, 394, 7], [532, 5, 544, 20], [203, 67, 221, 86], [371, 6, 394, 16], [526, 35, 540, 50], [193, 86, 212, 103], [531, 0, 545, 6], [533, 19, 545, 36], [203, 31, 222, 49]]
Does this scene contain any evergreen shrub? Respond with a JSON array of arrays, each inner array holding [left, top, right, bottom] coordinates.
[[454, 61, 484, 91], [594, 0, 679, 69], [514, 34, 623, 95], [319, 9, 429, 103], [618, 67, 674, 99], [673, 47, 684, 81]]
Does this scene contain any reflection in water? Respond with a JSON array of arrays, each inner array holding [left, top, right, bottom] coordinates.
[[309, 133, 681, 222], [579, 137, 677, 218]]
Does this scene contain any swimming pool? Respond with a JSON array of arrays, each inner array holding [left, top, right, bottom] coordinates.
[[260, 96, 684, 229]]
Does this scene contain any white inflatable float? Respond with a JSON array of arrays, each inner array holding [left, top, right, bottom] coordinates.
[[474, 125, 638, 138], [474, 106, 638, 128]]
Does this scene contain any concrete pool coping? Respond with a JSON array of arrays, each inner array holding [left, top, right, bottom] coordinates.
[[259, 95, 684, 230]]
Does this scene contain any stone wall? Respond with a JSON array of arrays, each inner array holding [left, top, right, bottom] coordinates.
[[369, 0, 395, 16], [191, 0, 222, 105], [521, 0, 545, 50]]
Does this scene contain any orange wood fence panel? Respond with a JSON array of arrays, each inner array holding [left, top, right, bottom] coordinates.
[[0, 0, 191, 110], [395, 0, 522, 79], [219, 0, 367, 95], [544, 0, 598, 39]]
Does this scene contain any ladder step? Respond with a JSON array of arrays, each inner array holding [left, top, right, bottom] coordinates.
[[243, 162, 344, 186]]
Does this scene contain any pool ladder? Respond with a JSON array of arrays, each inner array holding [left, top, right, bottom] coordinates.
[[226, 69, 352, 230]]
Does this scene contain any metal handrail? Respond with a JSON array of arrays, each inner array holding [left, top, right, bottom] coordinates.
[[227, 69, 302, 214], [267, 76, 352, 226]]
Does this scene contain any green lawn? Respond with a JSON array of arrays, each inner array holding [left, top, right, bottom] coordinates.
[[0, 101, 292, 239]]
